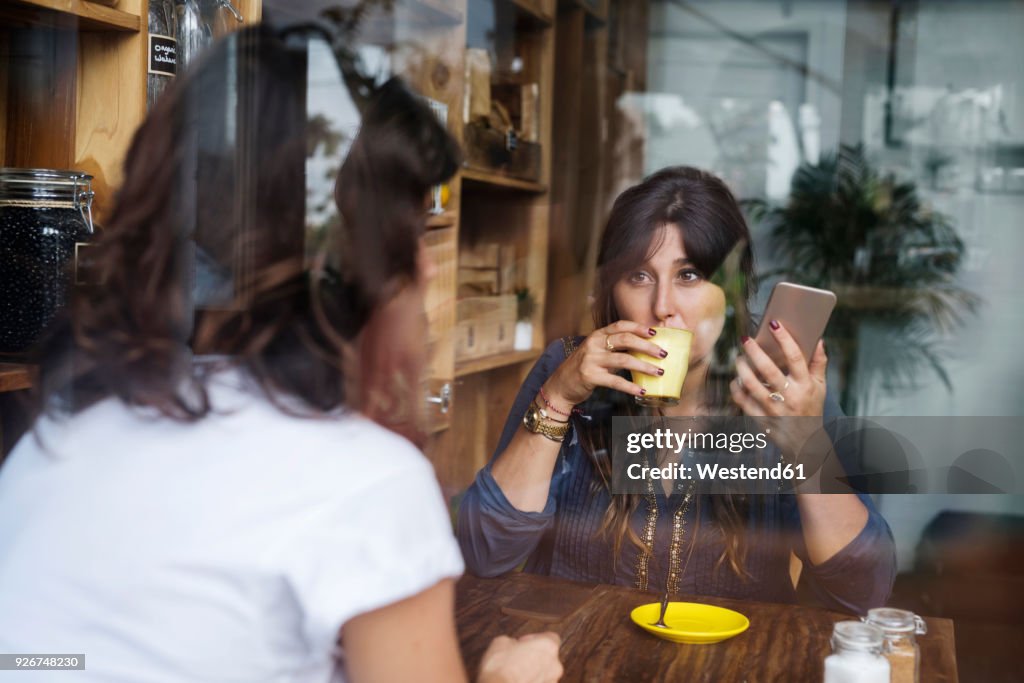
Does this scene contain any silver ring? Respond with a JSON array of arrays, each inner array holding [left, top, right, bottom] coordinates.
[[763, 379, 791, 391], [606, 337, 615, 352], [769, 391, 785, 403]]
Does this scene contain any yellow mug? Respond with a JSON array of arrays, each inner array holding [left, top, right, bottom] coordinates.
[[629, 327, 693, 407]]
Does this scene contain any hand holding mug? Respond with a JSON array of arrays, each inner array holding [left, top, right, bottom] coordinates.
[[540, 321, 667, 411]]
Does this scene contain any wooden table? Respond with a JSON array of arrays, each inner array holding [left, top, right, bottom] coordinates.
[[456, 573, 958, 683]]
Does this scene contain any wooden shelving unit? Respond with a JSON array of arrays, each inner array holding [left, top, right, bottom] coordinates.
[[455, 348, 542, 377], [0, 364, 32, 394], [569, 0, 608, 22], [1, 0, 146, 406], [1, 0, 147, 222], [510, 0, 554, 25], [461, 167, 548, 193], [0, 0, 257, 406], [431, 0, 647, 496], [426, 210, 459, 229], [385, 0, 557, 495], [0, 0, 573, 495], [2, 0, 141, 31], [544, 0, 648, 342]]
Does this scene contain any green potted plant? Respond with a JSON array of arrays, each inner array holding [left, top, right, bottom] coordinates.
[[745, 145, 978, 414]]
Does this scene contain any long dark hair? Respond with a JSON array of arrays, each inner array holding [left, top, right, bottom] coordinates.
[[580, 166, 757, 578], [30, 25, 459, 447]]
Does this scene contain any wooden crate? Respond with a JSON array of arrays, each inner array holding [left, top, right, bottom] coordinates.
[[464, 121, 542, 182], [424, 227, 457, 344], [455, 295, 517, 361], [458, 242, 517, 296]]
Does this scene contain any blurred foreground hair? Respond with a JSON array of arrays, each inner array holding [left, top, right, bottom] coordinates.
[[31, 24, 459, 447]]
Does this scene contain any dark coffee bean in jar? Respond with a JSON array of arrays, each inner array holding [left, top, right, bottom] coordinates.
[[0, 168, 95, 356]]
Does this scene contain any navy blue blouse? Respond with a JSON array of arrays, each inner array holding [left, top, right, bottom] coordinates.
[[457, 339, 897, 615]]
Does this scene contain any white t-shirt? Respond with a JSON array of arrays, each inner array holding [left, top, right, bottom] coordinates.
[[0, 372, 464, 682]]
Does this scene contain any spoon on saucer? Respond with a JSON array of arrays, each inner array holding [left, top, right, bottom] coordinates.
[[650, 590, 670, 629]]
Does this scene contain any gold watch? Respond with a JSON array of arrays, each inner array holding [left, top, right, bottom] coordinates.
[[522, 401, 570, 442]]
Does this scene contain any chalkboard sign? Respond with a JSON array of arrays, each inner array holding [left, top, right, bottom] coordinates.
[[148, 35, 177, 77]]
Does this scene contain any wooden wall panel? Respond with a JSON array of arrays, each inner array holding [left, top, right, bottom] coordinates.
[[544, 8, 586, 342], [4, 20, 78, 170], [0, 32, 9, 164], [545, 0, 650, 341], [75, 28, 147, 221], [395, 0, 468, 480], [424, 226, 458, 433], [234, 0, 262, 23], [118, 0, 143, 16], [573, 13, 611, 334], [433, 358, 534, 502]]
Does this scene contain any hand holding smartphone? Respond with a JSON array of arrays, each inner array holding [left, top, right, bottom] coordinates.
[[753, 283, 836, 372]]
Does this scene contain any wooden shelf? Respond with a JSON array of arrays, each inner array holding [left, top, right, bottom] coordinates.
[[4, 0, 141, 31], [461, 167, 548, 193], [510, 0, 554, 26], [568, 0, 608, 22], [0, 364, 33, 393], [455, 348, 542, 377], [426, 210, 458, 229]]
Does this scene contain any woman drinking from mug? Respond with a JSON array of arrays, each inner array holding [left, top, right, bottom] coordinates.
[[457, 167, 896, 614]]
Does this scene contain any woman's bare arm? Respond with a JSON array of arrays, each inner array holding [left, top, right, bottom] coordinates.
[[342, 579, 468, 683], [342, 579, 563, 683]]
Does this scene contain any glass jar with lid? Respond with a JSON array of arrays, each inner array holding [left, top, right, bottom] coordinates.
[[866, 607, 926, 683], [823, 621, 891, 683], [0, 168, 95, 356]]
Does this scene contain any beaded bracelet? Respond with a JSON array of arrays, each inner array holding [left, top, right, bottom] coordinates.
[[539, 386, 583, 417]]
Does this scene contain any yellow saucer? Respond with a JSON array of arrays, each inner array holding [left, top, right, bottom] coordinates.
[[630, 602, 750, 644]]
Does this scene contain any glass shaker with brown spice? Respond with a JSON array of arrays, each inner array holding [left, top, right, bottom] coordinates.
[[865, 607, 927, 683]]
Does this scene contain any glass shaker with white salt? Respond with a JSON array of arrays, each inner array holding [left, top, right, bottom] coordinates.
[[865, 607, 926, 683], [823, 621, 890, 683]]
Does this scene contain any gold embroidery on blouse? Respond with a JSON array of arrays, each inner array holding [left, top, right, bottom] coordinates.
[[634, 479, 696, 594], [634, 492, 659, 591], [667, 482, 695, 595]]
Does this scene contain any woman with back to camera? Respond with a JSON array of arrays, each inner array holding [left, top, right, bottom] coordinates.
[[457, 167, 896, 614], [0, 25, 561, 683]]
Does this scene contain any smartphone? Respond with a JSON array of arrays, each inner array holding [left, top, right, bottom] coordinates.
[[754, 282, 836, 371]]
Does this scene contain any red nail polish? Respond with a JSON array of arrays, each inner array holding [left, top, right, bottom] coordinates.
[[640, 388, 647, 395], [740, 335, 750, 344], [657, 368, 665, 376], [648, 328, 657, 336], [659, 349, 668, 358], [769, 320, 780, 330]]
